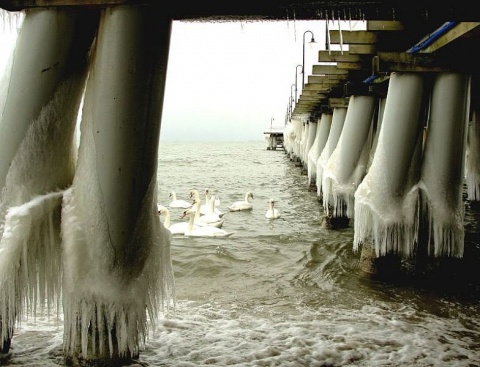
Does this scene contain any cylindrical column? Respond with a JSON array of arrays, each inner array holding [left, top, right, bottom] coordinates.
[[354, 72, 426, 257], [0, 9, 97, 197], [316, 107, 346, 198], [322, 95, 375, 218], [421, 72, 471, 257], [307, 113, 332, 188], [466, 110, 480, 201], [0, 8, 97, 353], [61, 5, 174, 363]]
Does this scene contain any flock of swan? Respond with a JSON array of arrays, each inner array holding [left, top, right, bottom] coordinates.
[[158, 189, 281, 238]]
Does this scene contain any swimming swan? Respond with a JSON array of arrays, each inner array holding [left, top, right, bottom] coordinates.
[[158, 207, 198, 235], [265, 198, 281, 219], [205, 188, 221, 207], [182, 208, 234, 237], [168, 190, 192, 209], [189, 189, 207, 213], [158, 203, 167, 212], [192, 198, 224, 228], [228, 191, 254, 211], [190, 189, 225, 217]]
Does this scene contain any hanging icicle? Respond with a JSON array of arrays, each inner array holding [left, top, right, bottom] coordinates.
[[326, 16, 331, 54], [338, 16, 343, 54], [349, 8, 352, 31]]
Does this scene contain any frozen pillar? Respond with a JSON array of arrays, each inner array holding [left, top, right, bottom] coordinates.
[[307, 113, 332, 190], [303, 120, 316, 172], [299, 122, 309, 169], [420, 72, 470, 257], [316, 107, 346, 199], [322, 95, 375, 222], [0, 9, 97, 200], [283, 122, 295, 157], [290, 118, 303, 162], [466, 110, 480, 202], [61, 5, 174, 364], [0, 9, 97, 353], [354, 73, 425, 260]]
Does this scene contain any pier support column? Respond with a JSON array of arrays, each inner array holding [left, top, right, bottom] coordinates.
[[61, 5, 174, 364], [466, 109, 480, 204], [0, 8, 97, 353], [354, 72, 425, 261], [316, 107, 346, 200], [298, 122, 309, 172], [290, 119, 303, 162], [322, 95, 375, 226], [420, 72, 470, 258], [307, 113, 332, 191], [303, 120, 316, 174]]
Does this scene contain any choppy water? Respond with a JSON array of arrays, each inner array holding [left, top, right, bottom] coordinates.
[[3, 141, 480, 366]]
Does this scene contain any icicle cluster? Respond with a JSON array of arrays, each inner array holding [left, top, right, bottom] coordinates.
[[0, 191, 64, 348], [61, 122, 174, 359]]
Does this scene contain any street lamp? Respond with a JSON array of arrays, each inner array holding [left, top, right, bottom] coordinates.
[[295, 64, 302, 103], [289, 95, 294, 120], [302, 30, 316, 90], [286, 101, 291, 123], [290, 83, 295, 108]]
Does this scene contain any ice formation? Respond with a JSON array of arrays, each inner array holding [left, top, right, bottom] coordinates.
[[322, 95, 375, 218]]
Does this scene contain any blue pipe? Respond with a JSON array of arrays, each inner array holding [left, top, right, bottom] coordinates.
[[407, 22, 458, 54], [363, 22, 458, 83], [363, 74, 380, 83]]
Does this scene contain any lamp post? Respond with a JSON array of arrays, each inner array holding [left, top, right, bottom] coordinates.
[[289, 96, 294, 121], [288, 98, 292, 120], [290, 83, 295, 110], [286, 101, 291, 123], [302, 30, 316, 90], [295, 64, 302, 103]]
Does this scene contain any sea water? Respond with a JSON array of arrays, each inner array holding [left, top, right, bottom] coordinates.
[[2, 141, 480, 366]]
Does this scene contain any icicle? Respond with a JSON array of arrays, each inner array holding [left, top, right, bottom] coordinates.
[[338, 17, 343, 54], [326, 18, 331, 54], [0, 191, 65, 347], [349, 9, 352, 31]]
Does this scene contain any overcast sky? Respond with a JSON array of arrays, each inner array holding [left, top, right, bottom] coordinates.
[[0, 11, 363, 142], [161, 20, 328, 142]]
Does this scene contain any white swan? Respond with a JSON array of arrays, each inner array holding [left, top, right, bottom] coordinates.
[[158, 207, 198, 235], [193, 196, 224, 228], [205, 189, 225, 217], [182, 208, 234, 238], [168, 190, 192, 209], [190, 189, 225, 217], [228, 191, 254, 211], [265, 198, 281, 219], [189, 189, 207, 213], [205, 188, 221, 207]]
